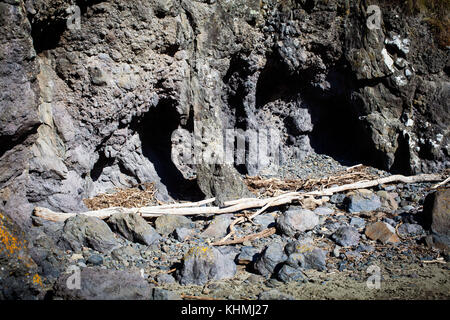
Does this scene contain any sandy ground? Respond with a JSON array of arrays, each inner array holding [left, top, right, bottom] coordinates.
[[158, 260, 450, 300]]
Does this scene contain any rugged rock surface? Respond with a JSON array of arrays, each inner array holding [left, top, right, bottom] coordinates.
[[177, 246, 237, 285], [108, 212, 161, 245], [53, 267, 153, 300], [0, 0, 448, 230], [0, 212, 45, 299], [276, 208, 320, 237], [59, 215, 119, 253], [0, 0, 449, 301], [424, 188, 450, 250]]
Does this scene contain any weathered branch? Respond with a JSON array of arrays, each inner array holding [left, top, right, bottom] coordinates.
[[33, 173, 445, 223]]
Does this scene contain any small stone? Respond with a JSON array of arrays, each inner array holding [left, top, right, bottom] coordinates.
[[377, 191, 399, 211], [276, 208, 319, 237], [70, 253, 84, 262], [277, 264, 305, 283], [331, 226, 360, 247], [383, 218, 396, 227], [200, 214, 232, 239], [87, 254, 103, 266], [173, 227, 194, 242], [397, 223, 424, 237], [236, 246, 260, 264], [333, 245, 341, 257], [254, 242, 287, 277], [253, 214, 276, 229], [365, 221, 400, 244], [155, 273, 176, 284], [314, 207, 334, 215], [346, 191, 381, 213], [356, 244, 375, 253], [330, 194, 346, 204], [350, 217, 366, 229]]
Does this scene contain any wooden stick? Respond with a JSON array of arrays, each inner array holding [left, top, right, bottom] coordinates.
[[33, 173, 444, 222], [432, 176, 450, 189], [212, 227, 276, 246]]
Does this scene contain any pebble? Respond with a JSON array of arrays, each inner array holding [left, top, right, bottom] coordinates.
[[87, 254, 103, 266], [200, 215, 233, 239], [331, 226, 360, 247], [173, 227, 194, 242], [365, 222, 400, 244], [155, 273, 176, 284], [350, 217, 366, 229], [397, 223, 424, 237]]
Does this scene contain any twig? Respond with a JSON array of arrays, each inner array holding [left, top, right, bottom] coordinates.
[[212, 227, 276, 246], [432, 176, 450, 189]]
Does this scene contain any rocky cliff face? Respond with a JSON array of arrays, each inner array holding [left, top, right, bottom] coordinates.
[[0, 0, 448, 226]]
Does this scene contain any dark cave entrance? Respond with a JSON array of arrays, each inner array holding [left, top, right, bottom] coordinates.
[[253, 55, 381, 169], [132, 99, 203, 201], [307, 95, 379, 167]]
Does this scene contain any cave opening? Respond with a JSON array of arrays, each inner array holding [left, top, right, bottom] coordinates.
[[254, 55, 381, 169], [29, 14, 67, 54], [306, 94, 379, 167], [132, 99, 203, 201]]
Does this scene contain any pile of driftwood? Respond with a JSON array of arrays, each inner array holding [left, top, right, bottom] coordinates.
[[34, 172, 448, 246], [83, 182, 158, 210], [244, 164, 378, 196]]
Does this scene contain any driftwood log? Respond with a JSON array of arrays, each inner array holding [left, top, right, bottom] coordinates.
[[34, 173, 447, 223]]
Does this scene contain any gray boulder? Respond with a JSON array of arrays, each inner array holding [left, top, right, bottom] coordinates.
[[200, 214, 233, 239], [398, 223, 424, 237], [254, 242, 287, 277], [59, 215, 118, 253], [331, 226, 360, 247], [196, 164, 253, 207], [424, 189, 450, 250], [53, 267, 153, 300], [346, 191, 381, 213], [286, 249, 327, 271], [177, 246, 237, 285], [173, 227, 194, 242], [277, 208, 320, 237], [154, 215, 193, 235], [108, 212, 161, 245], [277, 264, 306, 283]]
